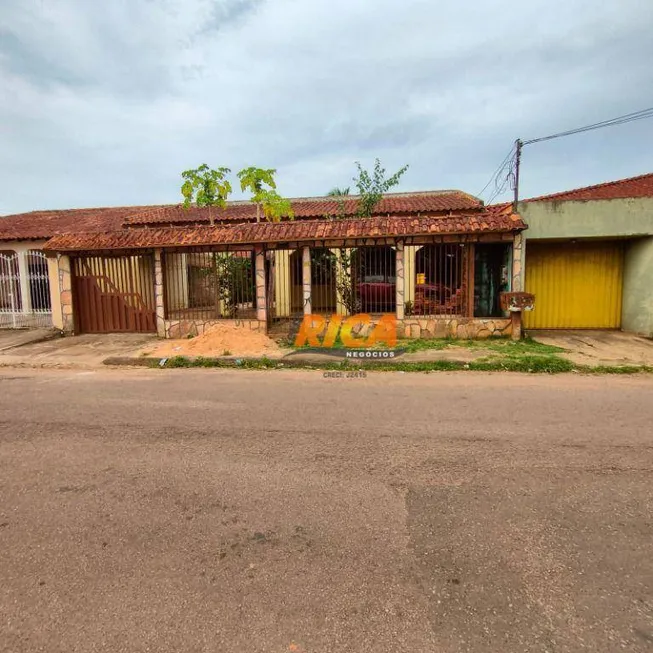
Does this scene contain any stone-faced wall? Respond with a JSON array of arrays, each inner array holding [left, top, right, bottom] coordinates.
[[512, 232, 524, 292], [291, 314, 512, 342], [163, 318, 266, 339], [162, 315, 511, 341], [400, 317, 512, 339]]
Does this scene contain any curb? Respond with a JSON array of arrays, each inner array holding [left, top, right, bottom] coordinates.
[[102, 355, 443, 369]]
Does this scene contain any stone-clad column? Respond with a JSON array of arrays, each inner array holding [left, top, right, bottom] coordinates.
[[332, 248, 349, 316], [255, 247, 267, 323], [512, 232, 524, 292], [395, 242, 405, 320], [302, 247, 312, 315], [154, 249, 166, 337], [58, 254, 74, 333]]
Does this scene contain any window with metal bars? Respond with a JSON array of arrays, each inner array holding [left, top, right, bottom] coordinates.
[[164, 250, 256, 320], [411, 244, 466, 317]]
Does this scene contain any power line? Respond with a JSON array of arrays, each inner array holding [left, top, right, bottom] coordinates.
[[476, 144, 516, 199], [513, 106, 653, 206], [523, 106, 653, 145], [479, 106, 653, 206]]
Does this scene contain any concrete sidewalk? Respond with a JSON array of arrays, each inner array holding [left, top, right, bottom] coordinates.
[[0, 328, 59, 352], [529, 329, 653, 367], [1, 330, 652, 370], [0, 333, 157, 368]]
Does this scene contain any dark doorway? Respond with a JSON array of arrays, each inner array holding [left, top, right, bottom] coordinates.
[[474, 244, 511, 318]]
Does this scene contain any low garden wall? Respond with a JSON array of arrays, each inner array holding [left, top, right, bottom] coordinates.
[[400, 317, 512, 339], [162, 316, 511, 340]]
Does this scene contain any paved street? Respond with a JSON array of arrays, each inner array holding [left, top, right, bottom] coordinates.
[[1, 369, 653, 653]]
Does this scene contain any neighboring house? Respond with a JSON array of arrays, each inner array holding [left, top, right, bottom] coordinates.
[[518, 173, 653, 336], [0, 206, 160, 330], [1, 191, 526, 339]]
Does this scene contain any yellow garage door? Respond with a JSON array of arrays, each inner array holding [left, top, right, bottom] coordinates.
[[524, 241, 623, 329]]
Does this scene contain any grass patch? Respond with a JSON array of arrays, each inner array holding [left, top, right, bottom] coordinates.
[[397, 337, 456, 353], [461, 335, 566, 355], [386, 335, 566, 356], [468, 354, 575, 374], [587, 364, 653, 375], [150, 354, 577, 374]]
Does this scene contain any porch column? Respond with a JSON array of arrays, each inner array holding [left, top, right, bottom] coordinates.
[[17, 250, 31, 313], [512, 232, 524, 292], [274, 250, 292, 317], [302, 246, 312, 315], [395, 242, 405, 320], [58, 254, 74, 333], [255, 247, 267, 323], [154, 249, 166, 338], [332, 248, 349, 316], [47, 255, 63, 330], [404, 245, 419, 305]]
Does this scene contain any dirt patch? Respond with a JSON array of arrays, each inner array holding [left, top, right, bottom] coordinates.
[[142, 323, 282, 358]]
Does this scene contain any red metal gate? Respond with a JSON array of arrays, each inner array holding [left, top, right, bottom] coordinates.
[[72, 255, 156, 333]]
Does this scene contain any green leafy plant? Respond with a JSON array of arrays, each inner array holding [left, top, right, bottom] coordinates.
[[237, 167, 294, 223], [181, 164, 232, 226], [258, 189, 294, 223], [353, 159, 409, 218], [335, 247, 361, 315], [213, 254, 254, 318]]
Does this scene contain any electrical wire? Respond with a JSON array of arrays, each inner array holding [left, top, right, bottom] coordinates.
[[486, 156, 515, 205], [523, 106, 653, 145], [476, 144, 517, 201], [478, 106, 653, 205]]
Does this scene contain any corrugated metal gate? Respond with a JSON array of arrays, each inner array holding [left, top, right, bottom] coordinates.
[[72, 255, 156, 333], [524, 241, 624, 329]]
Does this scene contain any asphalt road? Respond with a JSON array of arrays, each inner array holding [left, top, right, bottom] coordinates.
[[1, 368, 653, 653]]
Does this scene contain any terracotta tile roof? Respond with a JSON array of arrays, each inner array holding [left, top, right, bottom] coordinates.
[[44, 207, 524, 252], [0, 191, 482, 241], [0, 206, 164, 242], [524, 172, 653, 203], [122, 191, 483, 226]]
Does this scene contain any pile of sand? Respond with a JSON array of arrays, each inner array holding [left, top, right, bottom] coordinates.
[[142, 323, 282, 358]]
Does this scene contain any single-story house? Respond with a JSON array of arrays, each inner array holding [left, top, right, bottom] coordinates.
[[518, 173, 653, 336], [0, 206, 161, 329], [0, 191, 527, 340]]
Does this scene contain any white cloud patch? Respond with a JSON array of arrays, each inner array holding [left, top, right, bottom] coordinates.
[[1, 0, 652, 213]]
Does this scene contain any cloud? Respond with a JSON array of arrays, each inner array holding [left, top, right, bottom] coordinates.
[[1, 0, 652, 213]]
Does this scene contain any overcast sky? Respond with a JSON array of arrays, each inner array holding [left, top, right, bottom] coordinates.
[[1, 0, 652, 214]]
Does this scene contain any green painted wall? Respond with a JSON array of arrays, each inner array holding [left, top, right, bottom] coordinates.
[[518, 198, 653, 335], [518, 197, 653, 240], [622, 238, 653, 336]]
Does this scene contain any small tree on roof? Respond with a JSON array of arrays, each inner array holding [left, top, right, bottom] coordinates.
[[181, 164, 232, 226], [353, 159, 409, 218], [237, 167, 294, 222]]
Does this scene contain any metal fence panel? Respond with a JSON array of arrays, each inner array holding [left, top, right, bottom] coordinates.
[[164, 250, 256, 321], [0, 250, 53, 329], [405, 244, 468, 317]]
